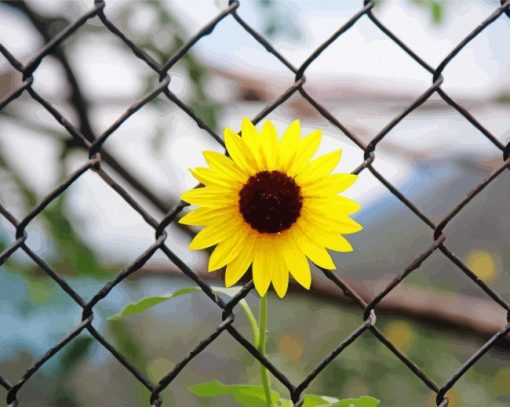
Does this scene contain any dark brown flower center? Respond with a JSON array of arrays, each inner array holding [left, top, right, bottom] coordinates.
[[239, 170, 302, 234]]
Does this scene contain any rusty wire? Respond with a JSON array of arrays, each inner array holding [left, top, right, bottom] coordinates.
[[1, 0, 510, 406]]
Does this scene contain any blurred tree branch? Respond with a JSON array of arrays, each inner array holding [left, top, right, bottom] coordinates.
[[3, 0, 94, 138], [137, 265, 510, 345], [2, 0, 173, 213]]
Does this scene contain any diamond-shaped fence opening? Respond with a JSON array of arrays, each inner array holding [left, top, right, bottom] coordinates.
[[1, 0, 510, 406]]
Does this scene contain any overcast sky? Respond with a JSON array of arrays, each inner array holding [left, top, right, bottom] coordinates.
[[1, 0, 509, 99], [174, 0, 510, 98]]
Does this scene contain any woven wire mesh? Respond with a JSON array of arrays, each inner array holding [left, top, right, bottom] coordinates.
[[1, 0, 510, 405]]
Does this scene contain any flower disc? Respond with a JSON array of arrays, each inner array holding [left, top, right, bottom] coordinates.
[[239, 170, 302, 234]]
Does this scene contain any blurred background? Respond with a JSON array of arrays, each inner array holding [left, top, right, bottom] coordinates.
[[0, 0, 509, 406]]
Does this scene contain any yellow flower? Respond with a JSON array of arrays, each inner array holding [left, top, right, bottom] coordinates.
[[179, 118, 362, 298]]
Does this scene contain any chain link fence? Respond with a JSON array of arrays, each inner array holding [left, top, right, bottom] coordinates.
[[1, 0, 509, 405]]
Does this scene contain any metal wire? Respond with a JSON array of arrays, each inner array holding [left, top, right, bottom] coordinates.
[[1, 0, 509, 405]]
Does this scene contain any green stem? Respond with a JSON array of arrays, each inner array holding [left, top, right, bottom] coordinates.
[[240, 299, 260, 345], [258, 294, 272, 407]]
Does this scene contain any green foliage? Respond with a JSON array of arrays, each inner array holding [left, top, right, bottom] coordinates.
[[188, 381, 380, 407], [410, 0, 446, 25], [46, 336, 96, 407], [257, 0, 302, 41], [106, 317, 153, 406], [307, 395, 380, 407], [43, 197, 106, 278], [109, 285, 248, 321], [302, 394, 340, 406], [496, 92, 510, 104], [57, 336, 95, 376], [0, 150, 105, 279], [26, 278, 56, 305], [189, 380, 282, 407], [109, 289, 379, 406], [108, 287, 202, 321], [107, 319, 148, 375]]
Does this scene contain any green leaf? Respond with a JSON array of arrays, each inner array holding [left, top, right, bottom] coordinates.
[[107, 285, 244, 321], [188, 383, 379, 407], [188, 380, 280, 407], [330, 396, 380, 407], [108, 287, 201, 321], [409, 0, 445, 26], [303, 394, 339, 406], [303, 394, 380, 407], [431, 1, 443, 25]]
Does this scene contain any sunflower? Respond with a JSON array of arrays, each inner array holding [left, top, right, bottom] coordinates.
[[179, 118, 362, 298]]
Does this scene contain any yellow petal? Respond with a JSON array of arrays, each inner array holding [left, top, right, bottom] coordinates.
[[224, 128, 257, 174], [225, 236, 255, 287], [305, 196, 361, 216], [203, 151, 247, 181], [189, 220, 240, 250], [179, 207, 234, 226], [302, 208, 363, 234], [281, 235, 311, 289], [260, 119, 278, 170], [271, 255, 289, 298], [296, 150, 342, 184], [287, 130, 322, 176], [301, 174, 358, 197], [190, 167, 241, 189], [293, 225, 336, 270], [180, 186, 236, 208], [278, 120, 301, 171], [209, 231, 249, 271], [299, 219, 353, 252], [241, 117, 264, 170], [252, 239, 273, 296], [324, 233, 353, 252]]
